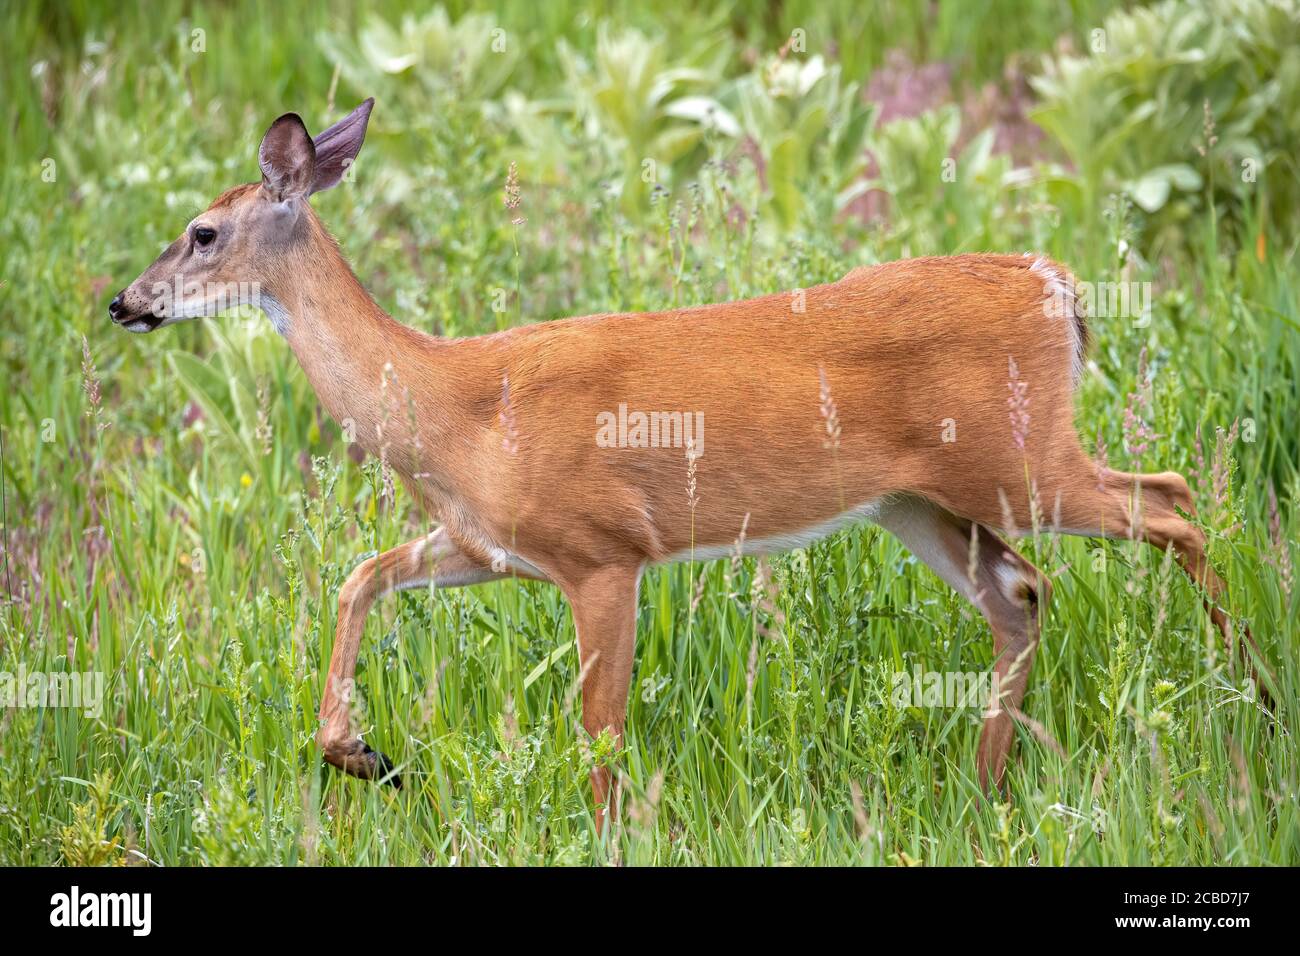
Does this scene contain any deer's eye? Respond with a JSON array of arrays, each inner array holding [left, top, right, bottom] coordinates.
[[193, 226, 217, 247]]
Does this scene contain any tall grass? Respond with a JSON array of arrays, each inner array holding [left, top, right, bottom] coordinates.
[[0, 0, 1296, 865]]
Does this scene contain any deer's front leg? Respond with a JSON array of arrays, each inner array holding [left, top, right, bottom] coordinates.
[[566, 564, 643, 833], [319, 527, 509, 788]]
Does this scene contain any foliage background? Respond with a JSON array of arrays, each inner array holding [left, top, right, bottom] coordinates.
[[1, 0, 1297, 865]]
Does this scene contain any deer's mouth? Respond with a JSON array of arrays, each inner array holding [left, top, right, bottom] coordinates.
[[111, 308, 166, 335], [120, 314, 165, 333], [109, 290, 166, 333], [112, 309, 166, 334]]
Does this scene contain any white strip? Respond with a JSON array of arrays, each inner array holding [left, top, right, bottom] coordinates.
[[1027, 254, 1083, 385], [662, 499, 882, 564]]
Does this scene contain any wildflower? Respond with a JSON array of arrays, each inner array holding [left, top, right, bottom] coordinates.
[[1196, 99, 1218, 157], [744, 634, 760, 707], [81, 337, 101, 412], [1095, 432, 1109, 491], [504, 161, 525, 226], [255, 379, 273, 456], [752, 557, 785, 643], [1122, 347, 1158, 460], [726, 512, 751, 600], [1191, 423, 1209, 502], [81, 337, 109, 433], [690, 567, 708, 615], [1007, 356, 1030, 451], [685, 438, 700, 509], [1266, 483, 1294, 599], [1210, 419, 1239, 514], [499, 375, 519, 456], [818, 365, 841, 452]]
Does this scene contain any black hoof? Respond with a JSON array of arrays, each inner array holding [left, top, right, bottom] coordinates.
[[363, 742, 402, 790]]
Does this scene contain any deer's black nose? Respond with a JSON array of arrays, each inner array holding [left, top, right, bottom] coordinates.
[[108, 292, 127, 321]]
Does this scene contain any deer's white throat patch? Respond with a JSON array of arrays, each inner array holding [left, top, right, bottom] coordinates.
[[261, 296, 291, 337]]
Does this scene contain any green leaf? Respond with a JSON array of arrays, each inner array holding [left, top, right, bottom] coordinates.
[[167, 351, 256, 467], [768, 132, 802, 226]]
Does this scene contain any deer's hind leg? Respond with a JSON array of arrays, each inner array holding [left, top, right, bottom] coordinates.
[[1054, 465, 1274, 700], [876, 496, 1050, 793]]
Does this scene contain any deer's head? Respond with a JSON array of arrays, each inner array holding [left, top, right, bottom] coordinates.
[[109, 98, 374, 333]]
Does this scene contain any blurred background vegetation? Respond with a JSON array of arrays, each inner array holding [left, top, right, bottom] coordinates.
[[1, 0, 1297, 865]]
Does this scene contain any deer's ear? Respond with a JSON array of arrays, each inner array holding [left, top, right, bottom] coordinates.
[[310, 97, 374, 195], [258, 112, 316, 202]]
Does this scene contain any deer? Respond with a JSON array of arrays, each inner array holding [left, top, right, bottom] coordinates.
[[109, 98, 1272, 831]]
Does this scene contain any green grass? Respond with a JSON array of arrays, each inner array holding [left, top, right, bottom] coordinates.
[[1, 0, 1296, 865]]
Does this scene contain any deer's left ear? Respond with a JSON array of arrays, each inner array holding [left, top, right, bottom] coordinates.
[[310, 97, 374, 195], [259, 112, 317, 202]]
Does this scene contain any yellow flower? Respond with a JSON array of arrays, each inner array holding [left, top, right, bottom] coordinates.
[[240, 472, 253, 488]]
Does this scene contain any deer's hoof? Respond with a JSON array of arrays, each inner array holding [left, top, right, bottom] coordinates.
[[366, 743, 403, 789], [322, 736, 402, 789]]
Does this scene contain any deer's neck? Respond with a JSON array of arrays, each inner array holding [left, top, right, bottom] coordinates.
[[263, 225, 457, 482]]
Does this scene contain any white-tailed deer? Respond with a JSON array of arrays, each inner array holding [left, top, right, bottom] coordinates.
[[111, 99, 1272, 828]]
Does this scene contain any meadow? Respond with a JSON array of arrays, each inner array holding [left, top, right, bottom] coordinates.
[[1, 0, 1297, 865]]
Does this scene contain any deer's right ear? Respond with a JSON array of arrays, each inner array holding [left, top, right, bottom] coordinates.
[[311, 97, 374, 195], [258, 113, 316, 203]]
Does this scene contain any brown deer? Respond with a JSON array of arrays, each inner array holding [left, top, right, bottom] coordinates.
[[109, 99, 1271, 829]]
